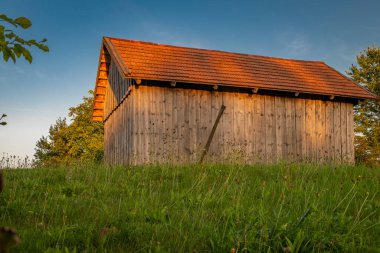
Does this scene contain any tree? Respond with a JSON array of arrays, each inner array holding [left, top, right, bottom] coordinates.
[[0, 14, 49, 63], [347, 46, 380, 165], [34, 91, 104, 166]]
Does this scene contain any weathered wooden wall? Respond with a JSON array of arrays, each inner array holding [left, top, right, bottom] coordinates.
[[104, 79, 355, 165]]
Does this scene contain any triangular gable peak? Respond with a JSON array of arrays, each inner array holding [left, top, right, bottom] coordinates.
[[92, 37, 378, 121], [93, 38, 130, 121]]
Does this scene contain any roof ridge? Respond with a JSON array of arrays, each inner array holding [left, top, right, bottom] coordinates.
[[104, 36, 325, 64]]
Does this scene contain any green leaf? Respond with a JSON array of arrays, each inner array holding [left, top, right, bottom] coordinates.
[[5, 31, 15, 39], [0, 122, 7, 126], [19, 45, 32, 63], [9, 49, 16, 62], [0, 14, 15, 26], [2, 46, 16, 63], [2, 47, 10, 62], [23, 49, 32, 63], [14, 36, 26, 44], [13, 44, 22, 57], [37, 44, 49, 52], [0, 25, 5, 41], [14, 17, 32, 29]]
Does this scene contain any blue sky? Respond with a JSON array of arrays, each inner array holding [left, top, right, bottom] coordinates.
[[1, 0, 379, 158]]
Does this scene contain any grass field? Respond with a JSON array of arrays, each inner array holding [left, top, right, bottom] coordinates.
[[0, 163, 379, 252]]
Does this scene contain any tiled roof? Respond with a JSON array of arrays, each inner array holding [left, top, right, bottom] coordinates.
[[106, 37, 377, 99], [92, 37, 378, 121]]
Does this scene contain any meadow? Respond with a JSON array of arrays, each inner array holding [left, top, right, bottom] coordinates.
[[0, 163, 379, 252]]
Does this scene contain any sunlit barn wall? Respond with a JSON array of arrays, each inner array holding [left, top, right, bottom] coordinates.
[[103, 60, 354, 165]]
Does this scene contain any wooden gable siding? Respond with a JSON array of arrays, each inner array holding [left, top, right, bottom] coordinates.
[[103, 60, 133, 164], [104, 82, 355, 165]]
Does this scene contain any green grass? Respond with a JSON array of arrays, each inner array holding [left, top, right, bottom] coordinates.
[[0, 163, 379, 252]]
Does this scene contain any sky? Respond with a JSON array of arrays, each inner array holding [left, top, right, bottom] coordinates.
[[0, 0, 379, 158]]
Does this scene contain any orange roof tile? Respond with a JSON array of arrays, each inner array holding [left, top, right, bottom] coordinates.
[[92, 37, 378, 121]]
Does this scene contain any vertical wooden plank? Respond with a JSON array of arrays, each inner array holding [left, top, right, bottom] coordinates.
[[177, 88, 188, 163], [113, 109, 116, 165], [119, 102, 123, 165], [161, 87, 169, 163], [275, 96, 286, 161], [160, 86, 166, 164], [217, 92, 225, 162], [245, 94, 254, 163], [285, 98, 295, 161], [265, 95, 276, 163], [123, 88, 128, 165], [188, 89, 198, 163], [113, 110, 116, 165], [340, 103, 348, 163], [199, 90, 212, 162], [150, 86, 159, 164], [123, 91, 128, 165], [232, 92, 239, 152], [130, 80, 134, 165], [234, 92, 245, 162], [222, 91, 234, 163], [131, 86, 137, 165], [108, 112, 111, 165], [143, 86, 150, 164], [108, 114, 112, 165], [136, 86, 142, 165], [114, 101, 118, 165], [112, 110, 115, 165], [209, 91, 223, 162], [104, 120, 108, 164], [137, 86, 143, 164], [120, 96, 124, 165], [140, 86, 146, 164], [182, 89, 190, 163], [346, 103, 354, 164], [333, 102, 342, 163], [315, 100, 324, 163], [254, 95, 266, 162], [325, 101, 334, 163], [305, 99, 316, 162], [117, 99, 121, 165], [320, 101, 326, 163], [126, 86, 129, 165], [172, 88, 179, 163]]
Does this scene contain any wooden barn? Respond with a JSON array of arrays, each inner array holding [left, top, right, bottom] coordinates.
[[92, 37, 377, 165]]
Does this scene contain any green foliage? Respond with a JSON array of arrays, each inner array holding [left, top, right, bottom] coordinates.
[[0, 113, 7, 126], [34, 91, 104, 166], [0, 164, 379, 252], [0, 14, 49, 63], [347, 46, 380, 165]]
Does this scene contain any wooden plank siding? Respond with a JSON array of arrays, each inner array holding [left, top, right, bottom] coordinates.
[[103, 79, 355, 165]]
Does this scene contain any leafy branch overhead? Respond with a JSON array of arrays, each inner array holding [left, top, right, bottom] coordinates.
[[0, 14, 49, 63], [0, 114, 7, 126]]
